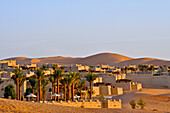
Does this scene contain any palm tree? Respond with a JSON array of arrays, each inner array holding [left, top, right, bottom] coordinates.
[[129, 67, 134, 73], [35, 69, 45, 101], [11, 69, 23, 100], [29, 78, 37, 100], [41, 79, 49, 101], [35, 81, 39, 101], [149, 65, 155, 74], [54, 69, 64, 101], [29, 78, 37, 94], [143, 65, 149, 74], [125, 67, 129, 74], [65, 74, 74, 101], [60, 77, 67, 101], [138, 64, 145, 73], [52, 64, 58, 70], [19, 76, 26, 100], [42, 65, 47, 70], [49, 74, 56, 95], [85, 73, 98, 99], [159, 66, 163, 74], [78, 80, 86, 99], [68, 72, 80, 101], [138, 64, 143, 71]]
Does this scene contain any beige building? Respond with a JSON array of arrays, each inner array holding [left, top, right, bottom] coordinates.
[[115, 81, 142, 91], [0, 60, 19, 69], [93, 86, 123, 96]]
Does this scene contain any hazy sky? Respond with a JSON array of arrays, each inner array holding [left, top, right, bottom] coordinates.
[[0, 0, 170, 60]]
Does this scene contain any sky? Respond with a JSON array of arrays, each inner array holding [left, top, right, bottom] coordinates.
[[0, 0, 170, 60]]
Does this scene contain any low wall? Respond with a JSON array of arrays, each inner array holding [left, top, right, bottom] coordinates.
[[52, 99, 121, 109], [102, 99, 121, 109], [82, 100, 101, 108]]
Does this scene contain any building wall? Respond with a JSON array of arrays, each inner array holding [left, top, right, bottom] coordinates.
[[126, 74, 170, 88], [99, 86, 111, 95], [131, 83, 142, 90], [111, 87, 123, 95], [115, 74, 126, 80], [0, 72, 11, 78], [102, 75, 117, 85], [114, 82, 131, 90], [93, 87, 100, 96]]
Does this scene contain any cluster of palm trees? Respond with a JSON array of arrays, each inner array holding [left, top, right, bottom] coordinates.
[[11, 66, 99, 101], [138, 64, 155, 74], [11, 69, 26, 100], [124, 67, 137, 74]]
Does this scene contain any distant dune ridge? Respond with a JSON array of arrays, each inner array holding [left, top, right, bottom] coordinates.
[[3, 53, 170, 66]]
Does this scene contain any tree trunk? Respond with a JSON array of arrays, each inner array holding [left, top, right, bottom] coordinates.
[[36, 89, 39, 101], [39, 79, 41, 101], [72, 83, 74, 101], [52, 82, 55, 100], [52, 82, 55, 94], [57, 79, 59, 101], [90, 81, 92, 99], [80, 90, 82, 99], [17, 79, 19, 100], [68, 85, 71, 101], [54, 85, 56, 101], [64, 86, 66, 101], [31, 89, 34, 101], [19, 86, 21, 100]]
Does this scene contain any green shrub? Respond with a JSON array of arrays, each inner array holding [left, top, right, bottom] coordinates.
[[4, 84, 16, 99], [129, 99, 136, 109], [99, 94, 105, 101], [138, 98, 146, 109]]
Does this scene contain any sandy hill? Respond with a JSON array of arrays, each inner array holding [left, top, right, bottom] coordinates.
[[115, 58, 170, 66], [70, 53, 133, 65], [2, 53, 170, 66], [114, 58, 157, 66]]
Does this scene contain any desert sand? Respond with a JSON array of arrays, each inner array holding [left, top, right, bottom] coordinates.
[[0, 85, 169, 113], [113, 85, 170, 112], [4, 53, 170, 66]]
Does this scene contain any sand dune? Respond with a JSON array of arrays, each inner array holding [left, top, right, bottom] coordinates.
[[3, 53, 170, 66], [70, 53, 133, 65]]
